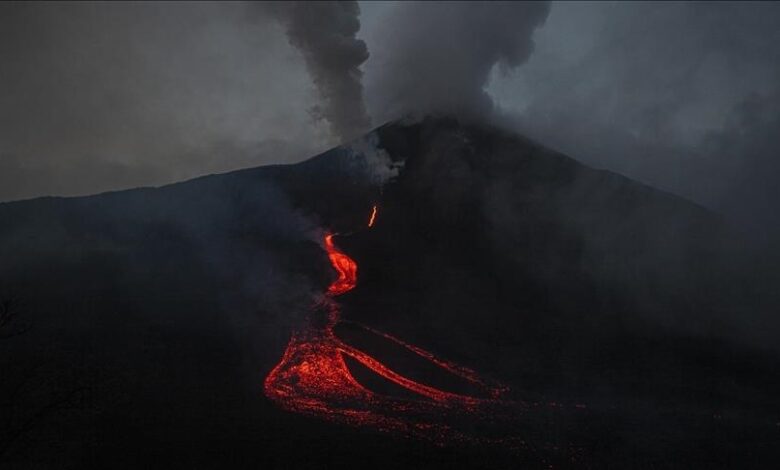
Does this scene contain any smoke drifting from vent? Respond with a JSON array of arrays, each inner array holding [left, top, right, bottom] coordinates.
[[365, 1, 550, 123], [264, 1, 371, 142]]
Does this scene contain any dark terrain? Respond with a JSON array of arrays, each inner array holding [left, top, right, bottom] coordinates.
[[1, 116, 779, 468]]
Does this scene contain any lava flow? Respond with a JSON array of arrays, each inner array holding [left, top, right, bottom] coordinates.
[[263, 204, 521, 445], [324, 233, 357, 296]]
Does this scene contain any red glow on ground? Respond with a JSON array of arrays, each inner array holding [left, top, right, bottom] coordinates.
[[263, 206, 570, 450]]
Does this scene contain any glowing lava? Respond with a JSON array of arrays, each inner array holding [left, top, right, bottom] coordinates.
[[367, 204, 378, 228], [324, 234, 357, 296], [264, 206, 523, 446]]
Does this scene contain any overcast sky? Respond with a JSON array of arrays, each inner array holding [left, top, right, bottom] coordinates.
[[1, 1, 779, 240]]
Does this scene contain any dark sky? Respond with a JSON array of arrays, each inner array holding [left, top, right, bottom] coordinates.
[[1, 1, 779, 241]]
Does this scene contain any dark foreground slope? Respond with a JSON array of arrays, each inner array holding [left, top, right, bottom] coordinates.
[[1, 116, 778, 468]]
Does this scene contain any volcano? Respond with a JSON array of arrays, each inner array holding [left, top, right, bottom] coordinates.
[[1, 116, 779, 468]]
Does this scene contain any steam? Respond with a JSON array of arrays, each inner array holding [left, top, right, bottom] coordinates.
[[346, 132, 403, 186], [264, 1, 371, 142], [365, 1, 551, 122]]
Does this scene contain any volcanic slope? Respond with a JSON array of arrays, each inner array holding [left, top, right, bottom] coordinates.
[[0, 116, 778, 468]]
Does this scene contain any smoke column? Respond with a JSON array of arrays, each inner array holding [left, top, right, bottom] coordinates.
[[365, 1, 551, 122], [264, 1, 371, 142]]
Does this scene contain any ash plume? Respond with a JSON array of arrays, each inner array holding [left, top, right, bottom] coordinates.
[[504, 1, 780, 246], [263, 1, 371, 142], [365, 1, 551, 122]]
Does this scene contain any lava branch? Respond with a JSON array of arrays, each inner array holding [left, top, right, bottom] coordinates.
[[367, 204, 378, 228], [263, 203, 521, 445]]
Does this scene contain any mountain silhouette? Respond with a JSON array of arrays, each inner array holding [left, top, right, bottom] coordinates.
[[1, 116, 778, 468]]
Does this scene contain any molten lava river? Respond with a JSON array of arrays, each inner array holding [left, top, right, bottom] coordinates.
[[263, 206, 576, 452]]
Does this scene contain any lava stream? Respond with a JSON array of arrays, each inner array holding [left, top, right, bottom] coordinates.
[[263, 204, 517, 445], [324, 233, 357, 296]]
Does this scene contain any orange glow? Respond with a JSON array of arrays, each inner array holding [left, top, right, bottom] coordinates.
[[324, 234, 358, 296], [367, 204, 378, 228], [262, 206, 566, 450]]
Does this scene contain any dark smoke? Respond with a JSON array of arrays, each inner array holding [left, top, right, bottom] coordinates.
[[365, 1, 550, 122], [263, 1, 372, 142]]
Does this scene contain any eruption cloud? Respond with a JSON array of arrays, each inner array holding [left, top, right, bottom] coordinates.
[[265, 1, 372, 142], [366, 1, 551, 122]]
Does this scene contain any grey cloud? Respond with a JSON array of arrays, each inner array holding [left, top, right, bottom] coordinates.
[[364, 1, 550, 123], [0, 2, 324, 201], [495, 1, 780, 244]]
